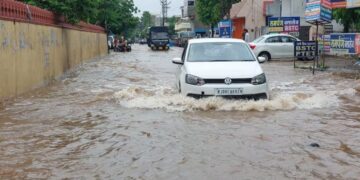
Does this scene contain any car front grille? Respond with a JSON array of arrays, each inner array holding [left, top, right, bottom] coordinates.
[[204, 78, 252, 84]]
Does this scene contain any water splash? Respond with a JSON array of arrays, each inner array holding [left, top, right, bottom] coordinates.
[[113, 86, 356, 112]]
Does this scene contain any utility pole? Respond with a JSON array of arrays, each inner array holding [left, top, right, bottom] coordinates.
[[160, 0, 171, 26]]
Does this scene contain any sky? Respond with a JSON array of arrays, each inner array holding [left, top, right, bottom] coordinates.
[[133, 0, 183, 17]]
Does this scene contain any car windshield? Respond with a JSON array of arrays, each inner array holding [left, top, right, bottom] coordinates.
[[187, 42, 255, 62], [151, 32, 168, 39]]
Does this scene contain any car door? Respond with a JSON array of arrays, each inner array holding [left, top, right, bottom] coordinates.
[[280, 36, 297, 58], [264, 36, 282, 59]]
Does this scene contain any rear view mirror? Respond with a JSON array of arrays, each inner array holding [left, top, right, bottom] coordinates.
[[258, 57, 266, 63], [172, 57, 183, 65]]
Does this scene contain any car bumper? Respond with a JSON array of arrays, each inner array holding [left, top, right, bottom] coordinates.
[[182, 83, 269, 99]]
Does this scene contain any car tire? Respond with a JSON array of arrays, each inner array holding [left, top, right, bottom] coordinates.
[[259, 52, 270, 62]]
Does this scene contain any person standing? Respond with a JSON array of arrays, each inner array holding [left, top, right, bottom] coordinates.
[[243, 29, 250, 42]]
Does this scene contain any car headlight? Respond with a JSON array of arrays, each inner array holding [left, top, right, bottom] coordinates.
[[251, 73, 266, 85], [186, 74, 205, 86]]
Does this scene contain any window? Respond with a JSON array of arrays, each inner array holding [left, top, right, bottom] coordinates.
[[188, 1, 194, 6], [265, 36, 281, 43], [280, 36, 296, 43], [187, 42, 255, 62]]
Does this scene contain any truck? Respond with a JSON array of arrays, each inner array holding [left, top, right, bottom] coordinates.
[[147, 26, 170, 50]]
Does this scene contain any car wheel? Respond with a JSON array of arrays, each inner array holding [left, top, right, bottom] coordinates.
[[259, 52, 270, 62]]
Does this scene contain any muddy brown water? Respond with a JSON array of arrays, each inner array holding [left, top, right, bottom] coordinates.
[[0, 45, 359, 179]]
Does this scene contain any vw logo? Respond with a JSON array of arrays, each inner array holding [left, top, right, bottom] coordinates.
[[224, 77, 232, 85]]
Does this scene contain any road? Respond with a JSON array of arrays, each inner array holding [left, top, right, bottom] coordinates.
[[0, 44, 360, 179]]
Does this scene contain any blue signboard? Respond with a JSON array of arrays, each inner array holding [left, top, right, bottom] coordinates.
[[294, 41, 318, 58], [330, 33, 357, 54], [218, 20, 232, 38]]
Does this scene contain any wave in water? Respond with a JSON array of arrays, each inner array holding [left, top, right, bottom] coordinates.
[[112, 86, 356, 112]]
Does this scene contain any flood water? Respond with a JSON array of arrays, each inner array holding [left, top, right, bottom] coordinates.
[[0, 45, 359, 179]]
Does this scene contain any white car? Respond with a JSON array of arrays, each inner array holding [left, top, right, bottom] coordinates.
[[249, 34, 300, 61], [172, 38, 269, 99]]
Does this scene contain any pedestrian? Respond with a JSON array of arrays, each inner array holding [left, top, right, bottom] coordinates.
[[243, 28, 250, 43]]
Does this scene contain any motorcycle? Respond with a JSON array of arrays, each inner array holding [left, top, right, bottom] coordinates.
[[114, 40, 132, 52]]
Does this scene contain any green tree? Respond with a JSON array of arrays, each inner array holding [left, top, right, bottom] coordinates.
[[21, 0, 100, 24], [196, 0, 221, 37], [196, 0, 240, 37], [167, 16, 180, 35], [21, 0, 139, 35], [333, 8, 360, 32], [138, 11, 154, 38], [95, 0, 139, 35]]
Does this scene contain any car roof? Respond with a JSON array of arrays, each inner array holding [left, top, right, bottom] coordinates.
[[188, 38, 246, 44], [261, 33, 297, 38]]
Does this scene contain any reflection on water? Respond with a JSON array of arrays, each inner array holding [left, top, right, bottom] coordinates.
[[0, 45, 359, 179]]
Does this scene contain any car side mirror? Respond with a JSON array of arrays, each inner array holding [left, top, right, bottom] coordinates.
[[172, 57, 183, 65], [258, 57, 266, 63]]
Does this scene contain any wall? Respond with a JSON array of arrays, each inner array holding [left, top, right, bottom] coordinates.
[[231, 0, 267, 41], [0, 20, 107, 99]]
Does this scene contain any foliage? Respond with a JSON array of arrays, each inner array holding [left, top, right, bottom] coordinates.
[[21, 0, 139, 35], [196, 0, 240, 36], [167, 16, 180, 35], [333, 8, 360, 32]]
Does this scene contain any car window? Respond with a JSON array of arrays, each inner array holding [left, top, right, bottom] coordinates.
[[265, 37, 281, 43], [280, 36, 296, 43], [187, 42, 255, 62], [288, 37, 297, 42]]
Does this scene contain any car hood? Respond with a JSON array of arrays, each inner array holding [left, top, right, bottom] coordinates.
[[185, 61, 264, 79]]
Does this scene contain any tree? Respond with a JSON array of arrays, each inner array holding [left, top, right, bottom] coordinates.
[[196, 0, 240, 37], [21, 0, 100, 24], [167, 16, 180, 35], [220, 0, 240, 19], [21, 0, 139, 35], [196, 0, 221, 37], [333, 8, 360, 32], [95, 0, 139, 35]]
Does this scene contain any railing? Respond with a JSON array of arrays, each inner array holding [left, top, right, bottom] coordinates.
[[0, 0, 105, 33]]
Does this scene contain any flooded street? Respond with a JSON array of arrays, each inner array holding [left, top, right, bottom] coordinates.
[[1, 44, 360, 179]]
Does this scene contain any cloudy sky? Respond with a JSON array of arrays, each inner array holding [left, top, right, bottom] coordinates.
[[133, 0, 183, 17]]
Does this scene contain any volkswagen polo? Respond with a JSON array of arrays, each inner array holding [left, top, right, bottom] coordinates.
[[172, 38, 269, 99]]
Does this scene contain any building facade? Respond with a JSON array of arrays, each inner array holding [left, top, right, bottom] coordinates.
[[175, 0, 208, 36], [231, 0, 344, 41]]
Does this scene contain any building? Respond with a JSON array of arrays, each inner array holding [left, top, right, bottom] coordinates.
[[231, 0, 270, 41], [176, 0, 208, 37], [231, 0, 344, 41]]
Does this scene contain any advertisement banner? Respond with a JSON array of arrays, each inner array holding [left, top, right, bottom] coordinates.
[[356, 34, 360, 54], [218, 20, 232, 38], [330, 33, 357, 54], [347, 0, 360, 8], [331, 0, 347, 8], [305, 1, 332, 23], [330, 0, 360, 8], [268, 17, 300, 33]]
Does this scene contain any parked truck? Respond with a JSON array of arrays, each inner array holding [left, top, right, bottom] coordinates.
[[147, 26, 170, 50]]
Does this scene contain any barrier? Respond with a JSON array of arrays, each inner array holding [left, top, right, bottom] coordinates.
[[0, 0, 105, 33]]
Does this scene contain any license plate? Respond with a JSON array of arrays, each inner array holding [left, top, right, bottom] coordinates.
[[215, 88, 243, 96]]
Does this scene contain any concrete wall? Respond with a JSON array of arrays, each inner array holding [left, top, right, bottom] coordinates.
[[0, 20, 107, 99]]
